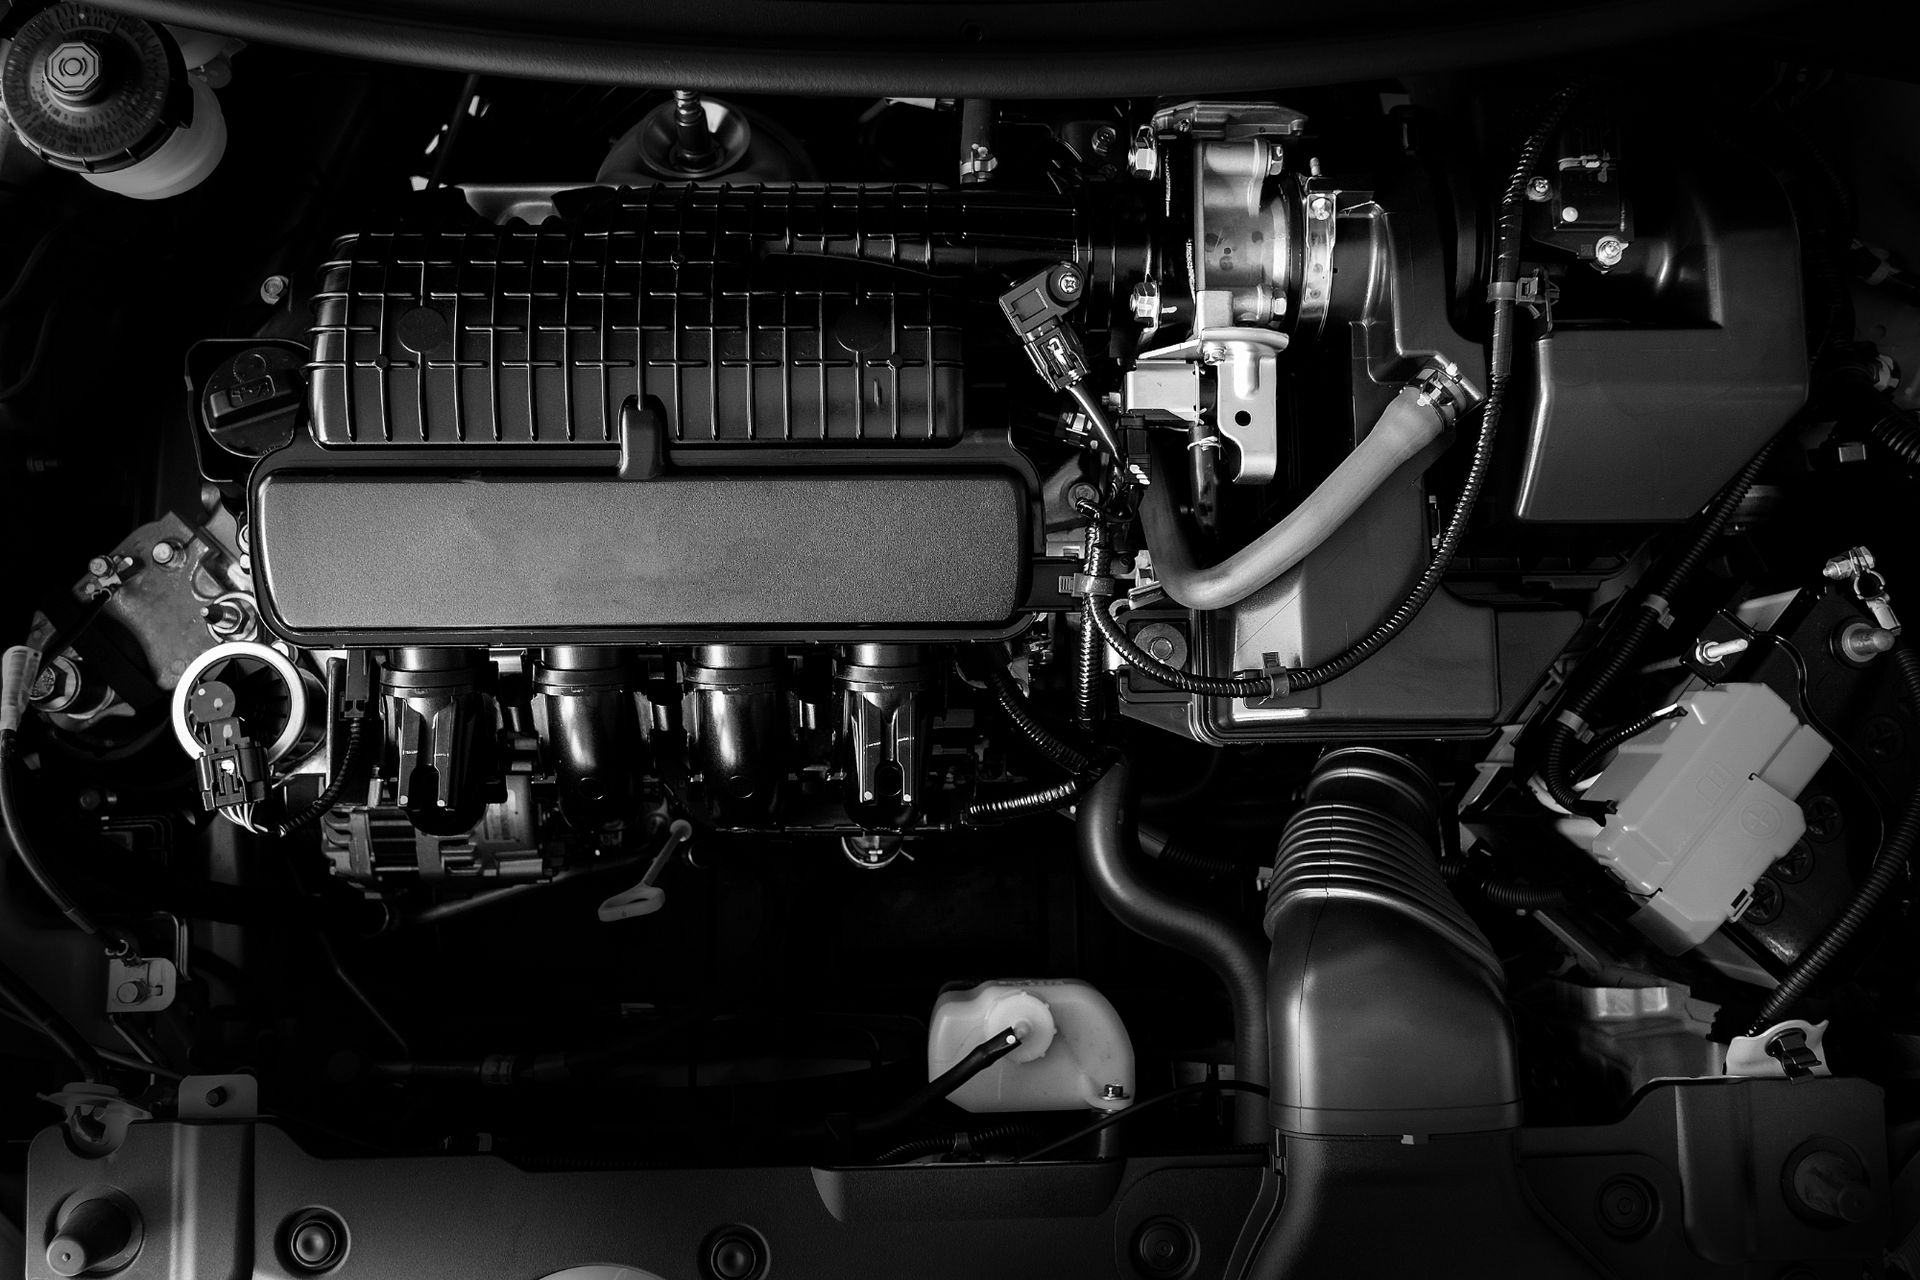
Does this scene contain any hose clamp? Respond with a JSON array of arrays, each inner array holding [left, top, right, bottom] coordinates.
[[1412, 359, 1474, 427]]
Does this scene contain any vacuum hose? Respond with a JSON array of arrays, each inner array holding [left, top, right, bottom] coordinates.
[[1076, 760, 1269, 1142]]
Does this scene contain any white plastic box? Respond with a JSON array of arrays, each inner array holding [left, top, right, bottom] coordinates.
[[1559, 683, 1831, 954]]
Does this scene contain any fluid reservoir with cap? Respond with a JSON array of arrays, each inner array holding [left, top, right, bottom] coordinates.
[[0, 2, 230, 199], [928, 979, 1134, 1113]]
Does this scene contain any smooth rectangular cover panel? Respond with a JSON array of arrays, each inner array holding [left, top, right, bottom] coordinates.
[[254, 472, 1026, 638]]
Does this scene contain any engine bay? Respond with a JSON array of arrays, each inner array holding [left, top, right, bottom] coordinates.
[[2, 2, 1918, 1276]]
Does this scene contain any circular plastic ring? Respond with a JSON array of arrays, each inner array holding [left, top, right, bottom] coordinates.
[[172, 641, 312, 764]]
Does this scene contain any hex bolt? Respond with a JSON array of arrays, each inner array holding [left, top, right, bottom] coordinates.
[[259, 275, 290, 305], [1090, 125, 1119, 156], [1101, 1082, 1129, 1100], [86, 555, 112, 578], [1526, 176, 1553, 201], [1129, 281, 1163, 324], [44, 40, 104, 102], [1594, 236, 1628, 267], [1823, 546, 1876, 581]]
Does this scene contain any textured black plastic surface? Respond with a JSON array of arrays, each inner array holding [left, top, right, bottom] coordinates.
[[253, 470, 1028, 643], [309, 185, 1127, 449]]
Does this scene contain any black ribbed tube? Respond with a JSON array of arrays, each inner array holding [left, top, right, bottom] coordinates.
[[1747, 644, 1920, 1034], [876, 1121, 1033, 1165], [1540, 434, 1778, 816], [1568, 706, 1688, 785], [272, 716, 370, 838], [980, 659, 1094, 775], [1077, 761, 1268, 1141], [965, 777, 1083, 820]]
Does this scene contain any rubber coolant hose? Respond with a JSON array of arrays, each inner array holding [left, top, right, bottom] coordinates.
[[1077, 760, 1268, 1141], [1747, 644, 1920, 1034], [1139, 381, 1453, 612]]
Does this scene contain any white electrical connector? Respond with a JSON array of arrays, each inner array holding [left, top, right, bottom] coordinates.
[[1, 646, 42, 736]]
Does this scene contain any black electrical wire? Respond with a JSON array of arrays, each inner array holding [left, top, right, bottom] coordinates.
[[965, 777, 1084, 820], [979, 657, 1094, 775], [852, 1027, 1024, 1138], [874, 1121, 1033, 1165], [1090, 88, 1588, 700], [1538, 432, 1779, 818], [271, 716, 370, 838], [0, 955, 105, 1082], [1014, 1079, 1271, 1162], [1747, 644, 1920, 1035], [0, 225, 59, 313], [0, 729, 133, 955], [1569, 705, 1688, 785]]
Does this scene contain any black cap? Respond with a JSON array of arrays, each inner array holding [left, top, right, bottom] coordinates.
[[0, 3, 188, 173]]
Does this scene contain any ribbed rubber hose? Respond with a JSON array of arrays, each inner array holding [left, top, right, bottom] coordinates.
[[0, 730, 131, 955], [1747, 644, 1920, 1034], [980, 660, 1095, 776], [1092, 84, 1585, 700], [1539, 434, 1778, 816], [271, 716, 371, 838], [965, 777, 1084, 820], [1867, 402, 1920, 469], [1077, 761, 1268, 1142]]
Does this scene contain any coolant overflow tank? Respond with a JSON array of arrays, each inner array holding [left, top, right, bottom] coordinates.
[[1560, 683, 1832, 954], [929, 980, 1134, 1113]]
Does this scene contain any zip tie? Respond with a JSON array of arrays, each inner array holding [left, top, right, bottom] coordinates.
[[1638, 593, 1674, 628], [1187, 436, 1223, 453]]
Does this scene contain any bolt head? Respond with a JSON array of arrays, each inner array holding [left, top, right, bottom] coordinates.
[[1594, 236, 1628, 268], [86, 555, 112, 578], [260, 275, 289, 305], [1527, 176, 1553, 201], [1266, 142, 1286, 176], [44, 41, 103, 99], [1090, 125, 1118, 156], [150, 540, 178, 565], [1127, 141, 1158, 180], [1308, 194, 1335, 221], [1129, 281, 1162, 324]]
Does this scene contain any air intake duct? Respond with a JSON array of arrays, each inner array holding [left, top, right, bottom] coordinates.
[[1264, 747, 1516, 1138]]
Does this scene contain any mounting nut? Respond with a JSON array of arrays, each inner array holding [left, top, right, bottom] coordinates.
[[1594, 236, 1629, 268], [44, 41, 103, 100], [1526, 176, 1553, 201]]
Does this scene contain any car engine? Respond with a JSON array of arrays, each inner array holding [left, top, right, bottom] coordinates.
[[2, 1, 1918, 1276]]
